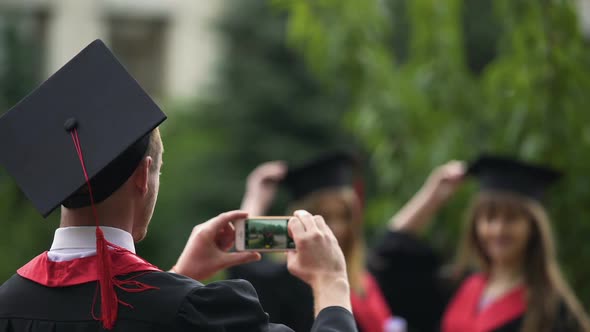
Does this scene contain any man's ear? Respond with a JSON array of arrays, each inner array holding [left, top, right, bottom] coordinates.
[[133, 156, 153, 195]]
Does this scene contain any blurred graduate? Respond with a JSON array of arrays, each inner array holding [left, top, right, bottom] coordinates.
[[378, 156, 590, 332], [230, 152, 407, 332]]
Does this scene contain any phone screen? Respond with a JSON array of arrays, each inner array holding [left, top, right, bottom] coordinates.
[[245, 218, 295, 250]]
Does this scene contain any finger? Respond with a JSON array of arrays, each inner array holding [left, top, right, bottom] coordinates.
[[294, 210, 318, 232], [313, 215, 331, 234], [208, 210, 248, 231], [287, 219, 295, 239], [314, 216, 339, 246], [441, 161, 464, 179], [219, 221, 234, 235], [227, 221, 236, 231], [219, 239, 234, 252], [448, 161, 466, 179], [456, 161, 467, 174], [267, 161, 288, 179], [222, 252, 261, 269], [215, 226, 235, 252], [288, 216, 306, 239], [286, 250, 298, 271], [257, 161, 287, 178], [201, 211, 247, 239]]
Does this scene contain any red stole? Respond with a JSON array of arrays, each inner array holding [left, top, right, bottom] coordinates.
[[351, 272, 393, 332], [442, 274, 526, 332], [17, 249, 161, 329], [18, 250, 161, 287]]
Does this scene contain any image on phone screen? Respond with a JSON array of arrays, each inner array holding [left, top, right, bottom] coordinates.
[[246, 218, 295, 250]]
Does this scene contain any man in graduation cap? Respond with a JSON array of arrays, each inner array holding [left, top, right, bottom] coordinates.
[[0, 40, 357, 332]]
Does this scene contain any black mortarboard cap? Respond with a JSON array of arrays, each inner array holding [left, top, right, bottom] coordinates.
[[283, 151, 360, 200], [0, 39, 166, 217], [467, 155, 562, 201]]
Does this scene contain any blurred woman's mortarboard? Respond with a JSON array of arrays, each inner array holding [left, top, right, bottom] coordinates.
[[467, 155, 561, 202], [282, 151, 361, 201]]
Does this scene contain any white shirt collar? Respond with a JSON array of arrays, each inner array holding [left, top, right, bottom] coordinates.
[[50, 226, 136, 254]]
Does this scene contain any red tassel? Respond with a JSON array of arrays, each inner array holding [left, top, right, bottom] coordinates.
[[69, 128, 159, 330], [94, 228, 117, 329], [90, 232, 161, 330]]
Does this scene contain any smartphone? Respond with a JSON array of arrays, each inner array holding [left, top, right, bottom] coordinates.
[[235, 217, 295, 252]]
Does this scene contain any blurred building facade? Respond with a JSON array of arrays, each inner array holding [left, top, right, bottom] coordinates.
[[2, 0, 590, 101], [579, 0, 590, 37], [0, 0, 226, 100]]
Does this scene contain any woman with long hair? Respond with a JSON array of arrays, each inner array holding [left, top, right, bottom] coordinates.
[[230, 152, 398, 332], [381, 155, 590, 332]]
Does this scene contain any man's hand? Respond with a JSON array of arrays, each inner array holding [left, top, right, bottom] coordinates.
[[286, 210, 351, 316], [240, 161, 287, 216], [172, 211, 261, 280]]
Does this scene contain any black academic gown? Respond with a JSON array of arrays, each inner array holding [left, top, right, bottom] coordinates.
[[368, 231, 447, 332], [229, 260, 316, 332], [229, 260, 393, 332], [0, 270, 357, 332], [368, 230, 581, 332]]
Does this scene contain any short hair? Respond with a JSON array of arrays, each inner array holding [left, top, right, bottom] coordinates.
[[62, 128, 163, 208], [145, 128, 163, 172]]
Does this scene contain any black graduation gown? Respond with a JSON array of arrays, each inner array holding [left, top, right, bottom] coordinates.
[[368, 230, 581, 332], [229, 260, 316, 332], [229, 260, 393, 332], [0, 270, 357, 332], [368, 231, 447, 332]]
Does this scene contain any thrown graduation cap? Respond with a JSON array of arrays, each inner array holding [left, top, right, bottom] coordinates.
[[0, 39, 167, 217], [467, 155, 562, 201], [283, 151, 361, 201]]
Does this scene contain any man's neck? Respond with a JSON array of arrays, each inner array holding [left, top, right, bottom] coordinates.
[[60, 201, 134, 234]]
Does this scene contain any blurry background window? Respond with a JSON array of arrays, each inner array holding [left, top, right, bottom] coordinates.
[[108, 16, 168, 98]]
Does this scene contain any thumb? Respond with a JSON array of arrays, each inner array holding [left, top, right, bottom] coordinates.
[[286, 250, 298, 269], [221, 252, 261, 269], [286, 251, 304, 279]]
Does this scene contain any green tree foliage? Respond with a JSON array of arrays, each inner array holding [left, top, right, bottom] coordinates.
[[274, 0, 590, 303], [0, 14, 56, 281]]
